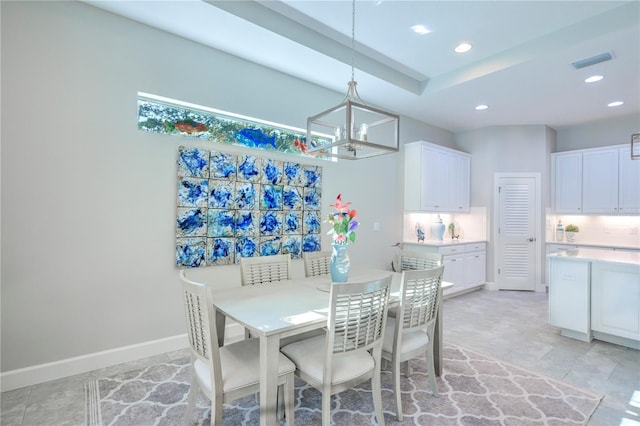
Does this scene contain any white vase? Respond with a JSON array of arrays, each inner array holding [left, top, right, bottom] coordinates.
[[566, 232, 577, 243]]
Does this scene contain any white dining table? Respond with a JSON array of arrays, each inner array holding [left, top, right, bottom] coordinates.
[[212, 269, 453, 426]]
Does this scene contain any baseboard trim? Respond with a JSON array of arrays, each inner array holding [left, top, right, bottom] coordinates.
[[1, 323, 245, 392]]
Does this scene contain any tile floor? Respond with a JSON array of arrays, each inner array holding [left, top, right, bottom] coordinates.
[[1, 289, 638, 425]]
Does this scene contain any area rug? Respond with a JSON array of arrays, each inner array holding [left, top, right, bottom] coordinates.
[[85, 344, 602, 425]]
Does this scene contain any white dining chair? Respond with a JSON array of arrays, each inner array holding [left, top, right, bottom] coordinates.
[[240, 254, 292, 286], [180, 272, 296, 426], [303, 251, 332, 277], [381, 266, 444, 421], [392, 250, 443, 272], [281, 276, 392, 426]]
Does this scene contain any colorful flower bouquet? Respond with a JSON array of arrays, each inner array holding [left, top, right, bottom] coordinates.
[[326, 194, 358, 244]]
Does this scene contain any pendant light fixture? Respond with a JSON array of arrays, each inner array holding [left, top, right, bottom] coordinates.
[[306, 0, 399, 160]]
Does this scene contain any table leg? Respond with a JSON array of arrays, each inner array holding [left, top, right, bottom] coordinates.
[[259, 334, 280, 426], [215, 310, 226, 347]]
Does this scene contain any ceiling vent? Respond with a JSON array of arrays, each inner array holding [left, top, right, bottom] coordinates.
[[571, 52, 613, 69]]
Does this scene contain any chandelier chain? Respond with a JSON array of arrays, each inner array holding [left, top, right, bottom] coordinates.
[[351, 0, 355, 82]]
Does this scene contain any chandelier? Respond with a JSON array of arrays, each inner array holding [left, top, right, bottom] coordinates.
[[306, 0, 399, 160]]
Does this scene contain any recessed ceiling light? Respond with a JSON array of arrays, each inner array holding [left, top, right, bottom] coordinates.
[[608, 101, 624, 107], [585, 75, 603, 83], [455, 43, 472, 53], [475, 104, 488, 110], [411, 25, 431, 35]]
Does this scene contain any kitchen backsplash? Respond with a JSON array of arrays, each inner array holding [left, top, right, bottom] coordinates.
[[547, 212, 640, 247], [403, 207, 488, 243]]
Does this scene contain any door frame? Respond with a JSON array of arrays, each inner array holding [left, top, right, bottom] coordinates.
[[492, 172, 544, 292]]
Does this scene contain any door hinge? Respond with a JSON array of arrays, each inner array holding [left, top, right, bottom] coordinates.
[[498, 268, 501, 275], [498, 186, 501, 193]]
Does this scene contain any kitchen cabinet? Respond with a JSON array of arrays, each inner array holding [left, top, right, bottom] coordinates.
[[402, 241, 486, 297], [591, 262, 640, 343], [619, 147, 640, 214], [404, 141, 470, 212], [548, 257, 591, 340], [553, 152, 582, 214], [582, 148, 618, 214], [552, 144, 640, 214], [547, 248, 640, 349]]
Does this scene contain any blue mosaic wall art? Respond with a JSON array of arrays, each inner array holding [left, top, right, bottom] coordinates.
[[176, 146, 322, 267]]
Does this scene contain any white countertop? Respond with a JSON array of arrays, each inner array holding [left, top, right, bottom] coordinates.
[[548, 248, 640, 266], [403, 239, 487, 247], [546, 241, 639, 251]]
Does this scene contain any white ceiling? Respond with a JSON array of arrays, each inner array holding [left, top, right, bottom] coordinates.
[[86, 0, 639, 133]]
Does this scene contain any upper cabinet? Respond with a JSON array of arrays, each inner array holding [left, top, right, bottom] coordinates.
[[552, 144, 640, 214], [404, 141, 470, 212]]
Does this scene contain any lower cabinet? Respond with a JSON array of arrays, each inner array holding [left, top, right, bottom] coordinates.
[[548, 258, 591, 340], [402, 242, 486, 297], [591, 262, 640, 342]]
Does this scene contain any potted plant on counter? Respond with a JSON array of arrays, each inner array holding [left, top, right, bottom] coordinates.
[[565, 224, 579, 242]]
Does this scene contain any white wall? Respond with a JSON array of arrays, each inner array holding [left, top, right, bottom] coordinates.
[[555, 114, 639, 152], [0, 0, 454, 378], [454, 125, 555, 284]]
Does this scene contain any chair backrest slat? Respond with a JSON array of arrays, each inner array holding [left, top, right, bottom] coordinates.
[[396, 251, 443, 272], [303, 251, 332, 277], [399, 266, 444, 332], [240, 254, 292, 286], [328, 276, 392, 354]]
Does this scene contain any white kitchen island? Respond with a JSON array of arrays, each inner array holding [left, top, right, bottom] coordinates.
[[548, 248, 640, 349]]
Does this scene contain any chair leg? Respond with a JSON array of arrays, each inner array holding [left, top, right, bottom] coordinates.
[[284, 373, 295, 426], [372, 362, 386, 426], [183, 372, 198, 426], [425, 345, 439, 397], [402, 360, 411, 378], [321, 389, 332, 426], [392, 357, 403, 421]]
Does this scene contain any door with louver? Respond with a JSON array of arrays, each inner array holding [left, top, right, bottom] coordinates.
[[496, 176, 536, 291]]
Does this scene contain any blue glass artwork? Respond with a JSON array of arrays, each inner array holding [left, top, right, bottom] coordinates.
[[177, 178, 208, 207], [207, 237, 234, 265], [177, 147, 209, 178], [260, 237, 281, 256], [282, 186, 302, 210], [260, 185, 283, 210], [236, 236, 258, 260], [210, 151, 237, 180], [260, 211, 282, 235], [283, 211, 302, 234], [138, 96, 333, 159], [302, 235, 321, 253], [177, 208, 207, 237], [209, 181, 235, 209], [303, 166, 321, 187], [282, 235, 302, 258], [303, 187, 321, 210], [237, 155, 260, 183], [235, 210, 258, 237], [176, 145, 323, 267], [261, 158, 282, 185], [283, 162, 303, 186], [235, 182, 257, 209], [176, 238, 206, 267], [207, 209, 235, 237], [303, 211, 321, 235]]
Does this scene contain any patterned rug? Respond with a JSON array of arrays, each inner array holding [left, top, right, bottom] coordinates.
[[85, 344, 602, 425]]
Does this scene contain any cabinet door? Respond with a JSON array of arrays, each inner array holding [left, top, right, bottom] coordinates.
[[464, 251, 486, 286], [421, 145, 448, 210], [448, 153, 470, 212], [619, 147, 640, 214], [442, 254, 465, 287], [591, 262, 640, 341], [548, 259, 590, 334], [582, 149, 619, 214], [553, 153, 582, 213]]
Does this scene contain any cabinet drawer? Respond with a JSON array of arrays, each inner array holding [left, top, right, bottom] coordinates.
[[465, 243, 486, 253], [438, 245, 465, 256]]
